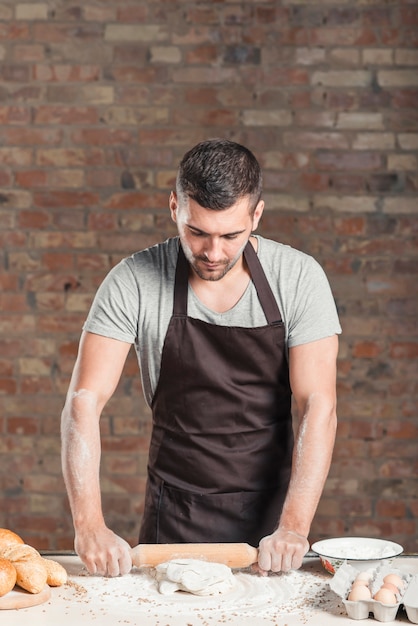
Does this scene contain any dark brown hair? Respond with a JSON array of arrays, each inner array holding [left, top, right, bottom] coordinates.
[[176, 138, 262, 212]]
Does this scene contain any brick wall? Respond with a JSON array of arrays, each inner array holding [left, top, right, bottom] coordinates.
[[0, 1, 417, 553]]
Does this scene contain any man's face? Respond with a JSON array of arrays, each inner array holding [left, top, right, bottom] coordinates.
[[170, 192, 264, 281]]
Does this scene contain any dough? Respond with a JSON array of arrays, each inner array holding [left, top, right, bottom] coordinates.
[[155, 559, 236, 596]]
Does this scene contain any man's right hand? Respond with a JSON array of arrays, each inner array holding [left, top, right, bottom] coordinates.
[[74, 525, 132, 577]]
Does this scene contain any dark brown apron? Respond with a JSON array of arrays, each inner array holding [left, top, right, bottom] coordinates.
[[139, 240, 293, 546]]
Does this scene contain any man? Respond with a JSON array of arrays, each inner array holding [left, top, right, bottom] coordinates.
[[61, 138, 341, 578]]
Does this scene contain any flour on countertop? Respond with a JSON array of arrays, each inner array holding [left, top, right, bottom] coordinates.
[[53, 556, 348, 625]]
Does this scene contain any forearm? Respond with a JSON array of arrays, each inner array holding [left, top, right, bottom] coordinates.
[[61, 389, 105, 531], [278, 392, 337, 537]]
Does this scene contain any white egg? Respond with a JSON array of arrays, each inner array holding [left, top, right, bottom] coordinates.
[[383, 573, 404, 590], [374, 587, 397, 605], [381, 582, 399, 595], [352, 579, 369, 588], [355, 569, 373, 583], [348, 585, 372, 601]]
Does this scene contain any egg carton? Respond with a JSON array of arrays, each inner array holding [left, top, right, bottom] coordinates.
[[329, 562, 418, 623]]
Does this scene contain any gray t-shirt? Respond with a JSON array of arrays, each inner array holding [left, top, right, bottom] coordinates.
[[83, 235, 341, 407]]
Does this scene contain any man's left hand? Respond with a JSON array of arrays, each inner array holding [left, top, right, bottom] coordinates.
[[256, 528, 309, 575]]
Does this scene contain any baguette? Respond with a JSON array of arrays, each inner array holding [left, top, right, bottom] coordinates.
[[0, 557, 17, 597], [0, 544, 47, 594], [42, 557, 68, 586]]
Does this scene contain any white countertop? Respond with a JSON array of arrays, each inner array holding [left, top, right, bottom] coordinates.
[[3, 554, 417, 625]]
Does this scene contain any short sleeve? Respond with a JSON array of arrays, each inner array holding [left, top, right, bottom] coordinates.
[[285, 256, 341, 348], [83, 259, 139, 344]]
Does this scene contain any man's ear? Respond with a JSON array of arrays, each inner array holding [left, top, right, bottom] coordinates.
[[169, 191, 178, 223], [252, 200, 264, 231]]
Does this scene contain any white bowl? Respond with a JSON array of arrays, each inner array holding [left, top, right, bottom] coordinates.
[[311, 537, 403, 574]]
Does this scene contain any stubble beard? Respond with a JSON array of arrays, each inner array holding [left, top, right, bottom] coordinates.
[[192, 241, 247, 281], [192, 257, 235, 281]]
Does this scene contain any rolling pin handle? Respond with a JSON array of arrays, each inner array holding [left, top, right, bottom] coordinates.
[[130, 543, 259, 569]]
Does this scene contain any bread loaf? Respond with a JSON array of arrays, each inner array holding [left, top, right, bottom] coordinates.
[[0, 557, 17, 597], [0, 544, 47, 594], [0, 530, 68, 594], [0, 528, 24, 549], [42, 558, 68, 586]]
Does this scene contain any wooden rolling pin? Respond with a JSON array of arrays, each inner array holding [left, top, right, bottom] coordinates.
[[131, 543, 259, 569]]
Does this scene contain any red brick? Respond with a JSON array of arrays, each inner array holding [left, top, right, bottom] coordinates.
[[15, 170, 48, 188], [0, 293, 28, 312], [32, 23, 102, 43], [87, 212, 118, 230], [71, 128, 136, 146], [385, 421, 418, 440], [0, 379, 17, 394], [0, 23, 30, 40], [0, 360, 13, 376], [86, 169, 120, 188], [35, 293, 66, 312], [21, 378, 54, 394], [299, 172, 330, 192], [379, 460, 417, 479], [331, 174, 367, 192], [316, 90, 358, 111], [76, 253, 114, 271], [0, 170, 13, 186], [363, 7, 396, 27], [18, 210, 50, 229], [12, 44, 45, 62], [0, 231, 28, 248], [334, 216, 367, 236], [0, 106, 31, 125], [41, 252, 74, 271], [352, 341, 384, 358], [104, 192, 167, 210], [115, 85, 151, 105], [310, 27, 378, 46], [33, 64, 100, 82], [33, 191, 100, 209], [0, 147, 32, 166], [110, 66, 168, 83], [2, 127, 63, 146], [392, 89, 418, 109], [184, 87, 218, 105], [314, 151, 382, 170], [37, 314, 86, 334], [33, 106, 99, 125], [390, 343, 418, 359], [400, 7, 418, 26], [0, 275, 19, 291], [264, 68, 309, 86], [117, 6, 149, 22], [0, 64, 30, 82], [7, 417, 39, 435], [36, 148, 105, 167], [284, 132, 349, 150], [340, 498, 372, 517], [58, 340, 78, 358]]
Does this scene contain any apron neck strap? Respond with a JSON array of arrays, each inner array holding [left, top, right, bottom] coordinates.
[[173, 243, 189, 316], [243, 241, 283, 325]]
